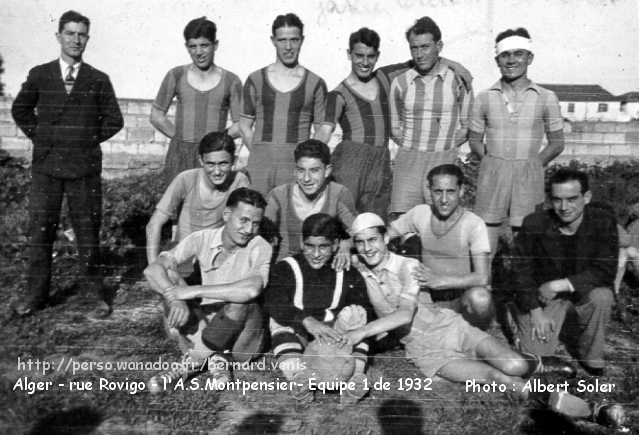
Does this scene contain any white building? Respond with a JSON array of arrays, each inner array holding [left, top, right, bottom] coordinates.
[[539, 84, 620, 122]]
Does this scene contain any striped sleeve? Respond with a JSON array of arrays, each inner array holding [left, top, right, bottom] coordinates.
[[336, 186, 356, 230], [312, 77, 328, 125], [390, 77, 404, 144], [228, 72, 243, 122], [153, 67, 179, 112], [323, 89, 345, 127], [458, 81, 474, 130], [241, 73, 257, 119]]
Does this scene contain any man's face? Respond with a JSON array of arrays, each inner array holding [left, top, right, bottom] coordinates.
[[302, 235, 337, 269], [271, 25, 303, 67], [550, 180, 591, 226], [348, 42, 379, 81], [57, 21, 89, 62], [295, 157, 331, 197], [354, 227, 388, 268], [200, 150, 233, 187], [408, 32, 442, 75], [429, 174, 462, 219], [495, 49, 533, 82], [223, 202, 263, 247], [186, 36, 217, 70]]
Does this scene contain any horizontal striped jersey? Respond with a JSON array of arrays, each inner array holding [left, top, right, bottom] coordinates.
[[323, 78, 390, 148], [470, 80, 563, 160], [390, 61, 473, 152], [241, 67, 327, 144], [153, 65, 242, 143]]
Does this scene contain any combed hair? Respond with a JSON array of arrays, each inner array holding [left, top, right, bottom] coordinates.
[[294, 139, 331, 165], [302, 213, 345, 240], [272, 13, 303, 36], [549, 168, 589, 194], [59, 10, 90, 33], [427, 164, 464, 187], [226, 187, 267, 210], [349, 27, 380, 51], [198, 131, 236, 157], [405, 16, 441, 42], [495, 27, 531, 44], [184, 17, 217, 42]]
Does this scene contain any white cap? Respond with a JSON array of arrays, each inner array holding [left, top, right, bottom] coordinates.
[[351, 212, 385, 235]]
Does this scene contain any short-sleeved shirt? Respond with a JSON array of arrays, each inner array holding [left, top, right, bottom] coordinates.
[[265, 182, 356, 262], [391, 205, 490, 277], [362, 252, 421, 315], [153, 65, 242, 143], [155, 168, 249, 241], [470, 80, 563, 160], [241, 67, 327, 145], [160, 227, 272, 305], [389, 62, 472, 152], [322, 79, 390, 148]]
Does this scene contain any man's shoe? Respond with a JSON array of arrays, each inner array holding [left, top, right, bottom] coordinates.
[[207, 354, 232, 387], [291, 371, 314, 404], [147, 353, 203, 394], [13, 300, 45, 317], [528, 354, 577, 378], [87, 299, 112, 319], [580, 363, 605, 377], [340, 372, 369, 406]]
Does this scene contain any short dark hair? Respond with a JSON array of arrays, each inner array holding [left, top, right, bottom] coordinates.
[[427, 164, 464, 187], [59, 10, 90, 33], [184, 17, 217, 42], [549, 168, 590, 194], [302, 213, 345, 240], [294, 139, 331, 165], [198, 131, 236, 157], [272, 13, 303, 36], [226, 187, 267, 210], [349, 27, 380, 51], [495, 27, 531, 44], [405, 16, 441, 42]]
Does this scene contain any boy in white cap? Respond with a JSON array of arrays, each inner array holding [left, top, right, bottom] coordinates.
[[468, 28, 564, 257], [345, 212, 575, 394]]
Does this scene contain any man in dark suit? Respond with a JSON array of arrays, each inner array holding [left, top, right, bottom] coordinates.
[[12, 10, 123, 318]]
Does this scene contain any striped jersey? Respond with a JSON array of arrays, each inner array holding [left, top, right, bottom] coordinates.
[[241, 67, 327, 144], [390, 61, 473, 152], [153, 65, 242, 143], [323, 79, 390, 148]]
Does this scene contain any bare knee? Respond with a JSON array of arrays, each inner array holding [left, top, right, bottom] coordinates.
[[223, 302, 249, 321], [499, 357, 529, 378], [465, 287, 492, 311], [586, 287, 613, 308]]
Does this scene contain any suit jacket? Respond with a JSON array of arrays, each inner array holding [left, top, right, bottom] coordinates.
[[11, 60, 124, 178], [513, 205, 619, 312]]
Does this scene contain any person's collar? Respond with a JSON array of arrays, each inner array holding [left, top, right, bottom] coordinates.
[[409, 59, 447, 82], [490, 79, 541, 94], [372, 251, 394, 274], [59, 58, 82, 76], [210, 226, 226, 251]]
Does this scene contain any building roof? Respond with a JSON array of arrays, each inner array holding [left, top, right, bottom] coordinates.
[[617, 91, 639, 102], [537, 84, 618, 102]]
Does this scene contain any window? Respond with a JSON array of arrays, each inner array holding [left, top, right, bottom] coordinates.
[[597, 103, 608, 112], [567, 103, 575, 113]]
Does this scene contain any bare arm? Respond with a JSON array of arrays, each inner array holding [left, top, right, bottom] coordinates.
[[145, 210, 171, 265], [226, 121, 241, 139], [414, 252, 490, 290], [150, 106, 175, 139], [538, 129, 565, 166], [239, 117, 255, 152], [468, 130, 485, 159], [315, 123, 335, 145]]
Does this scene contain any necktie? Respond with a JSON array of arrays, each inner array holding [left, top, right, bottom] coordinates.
[[64, 65, 75, 94]]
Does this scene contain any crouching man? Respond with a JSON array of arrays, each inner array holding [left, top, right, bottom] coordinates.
[[144, 188, 272, 391], [264, 213, 374, 405], [346, 212, 575, 395]]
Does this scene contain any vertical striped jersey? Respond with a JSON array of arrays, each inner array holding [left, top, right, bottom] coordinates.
[[241, 67, 327, 144], [323, 78, 390, 148], [390, 61, 473, 152], [470, 80, 563, 160], [153, 65, 242, 143]]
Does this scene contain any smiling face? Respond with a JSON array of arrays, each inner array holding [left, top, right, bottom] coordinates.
[[200, 150, 233, 187], [429, 174, 462, 220], [57, 21, 89, 63], [302, 235, 337, 269], [354, 226, 388, 268], [295, 157, 331, 197], [408, 31, 442, 75], [550, 180, 591, 226], [496, 49, 533, 82], [271, 25, 303, 67], [348, 42, 379, 81], [223, 202, 263, 248], [186, 36, 217, 70]]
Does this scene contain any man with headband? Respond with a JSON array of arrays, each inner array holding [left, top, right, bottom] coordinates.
[[469, 28, 564, 258]]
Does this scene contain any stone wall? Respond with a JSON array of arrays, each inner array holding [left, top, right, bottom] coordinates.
[[2, 96, 639, 178]]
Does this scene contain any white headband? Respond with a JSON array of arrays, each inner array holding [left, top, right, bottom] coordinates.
[[495, 35, 532, 56]]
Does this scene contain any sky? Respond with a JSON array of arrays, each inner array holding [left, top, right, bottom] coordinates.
[[1, 0, 638, 99]]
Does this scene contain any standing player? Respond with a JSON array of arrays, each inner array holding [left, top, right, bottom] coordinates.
[[316, 28, 392, 221], [469, 28, 564, 255], [151, 17, 243, 184], [239, 13, 327, 195]]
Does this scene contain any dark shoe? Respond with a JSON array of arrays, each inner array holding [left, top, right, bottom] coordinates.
[[527, 354, 577, 378], [87, 299, 112, 319], [13, 300, 45, 317], [580, 363, 605, 377], [593, 401, 628, 430]]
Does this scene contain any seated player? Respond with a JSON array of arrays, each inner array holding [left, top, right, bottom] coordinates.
[[388, 164, 493, 329], [511, 169, 617, 375], [616, 196, 639, 292], [264, 213, 374, 404], [345, 212, 575, 395], [146, 131, 249, 280], [144, 188, 271, 390], [265, 139, 356, 266]]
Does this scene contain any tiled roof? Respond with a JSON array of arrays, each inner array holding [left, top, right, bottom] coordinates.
[[617, 91, 639, 102], [537, 84, 618, 102]]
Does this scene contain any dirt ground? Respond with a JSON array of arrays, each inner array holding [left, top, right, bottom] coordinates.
[[1, 256, 638, 434]]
